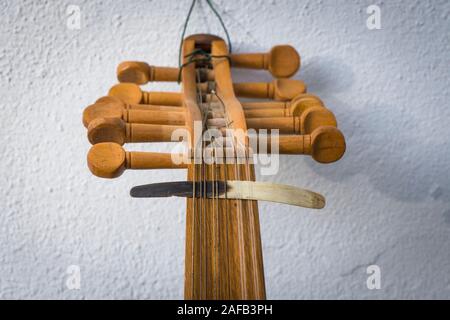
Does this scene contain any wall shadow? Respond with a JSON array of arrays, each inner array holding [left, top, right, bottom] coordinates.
[[299, 57, 450, 204]]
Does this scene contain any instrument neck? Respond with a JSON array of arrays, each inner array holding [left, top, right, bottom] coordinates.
[[181, 34, 266, 300], [184, 162, 266, 300]]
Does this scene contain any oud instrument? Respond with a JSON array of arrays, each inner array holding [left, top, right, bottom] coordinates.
[[82, 34, 346, 299]]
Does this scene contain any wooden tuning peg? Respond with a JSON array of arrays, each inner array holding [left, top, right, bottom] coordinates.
[[83, 101, 184, 128], [230, 45, 300, 78], [244, 108, 288, 118], [246, 117, 301, 134], [116, 63, 215, 84], [108, 83, 182, 106], [87, 142, 186, 178], [87, 117, 183, 145], [242, 94, 325, 118], [272, 126, 345, 163], [309, 126, 346, 163], [209, 106, 337, 135], [242, 93, 323, 111], [242, 101, 289, 110], [93, 96, 182, 112], [244, 106, 336, 135], [117, 62, 180, 84], [233, 79, 306, 101]]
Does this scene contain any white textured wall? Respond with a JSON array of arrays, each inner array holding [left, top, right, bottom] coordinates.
[[1, 0, 449, 299]]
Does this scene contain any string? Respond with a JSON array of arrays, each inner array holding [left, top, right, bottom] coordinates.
[[191, 159, 196, 299], [196, 65, 213, 299], [201, 139, 206, 298], [189, 65, 197, 300], [244, 146, 260, 295], [212, 88, 246, 299], [213, 145, 220, 299], [196, 67, 206, 299], [234, 130, 248, 298], [210, 89, 231, 298], [210, 133, 219, 299], [178, 0, 233, 68], [201, 81, 220, 298], [207, 90, 220, 300], [191, 65, 207, 298]]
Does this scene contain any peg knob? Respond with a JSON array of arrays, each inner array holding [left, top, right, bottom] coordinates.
[[264, 126, 345, 162], [108, 83, 143, 105], [88, 117, 127, 145], [95, 95, 123, 105], [87, 143, 187, 178], [267, 45, 301, 78], [273, 79, 306, 101], [83, 102, 123, 128], [310, 126, 346, 163], [300, 107, 337, 134], [87, 142, 126, 178]]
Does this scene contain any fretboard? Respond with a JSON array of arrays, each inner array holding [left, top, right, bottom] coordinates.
[[181, 35, 266, 300], [184, 163, 266, 300]]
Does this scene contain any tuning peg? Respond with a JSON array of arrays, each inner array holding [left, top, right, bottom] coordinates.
[[244, 106, 336, 135], [199, 79, 306, 101], [86, 129, 344, 179], [94, 96, 182, 112], [108, 83, 182, 105], [117, 62, 180, 84], [245, 117, 301, 134], [230, 45, 300, 78], [87, 117, 182, 145], [268, 126, 345, 163], [87, 142, 186, 178], [309, 126, 345, 163], [116, 45, 299, 85], [241, 101, 289, 111], [244, 108, 288, 118], [117, 63, 216, 84], [208, 104, 336, 135], [241, 93, 325, 118], [205, 117, 299, 133], [242, 93, 322, 110], [83, 101, 184, 128], [233, 79, 306, 101]]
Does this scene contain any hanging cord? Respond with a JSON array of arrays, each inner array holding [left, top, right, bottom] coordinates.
[[205, 0, 232, 53], [178, 0, 197, 67], [178, 0, 233, 68]]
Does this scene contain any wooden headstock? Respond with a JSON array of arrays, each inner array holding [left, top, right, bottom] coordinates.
[[82, 34, 346, 300]]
